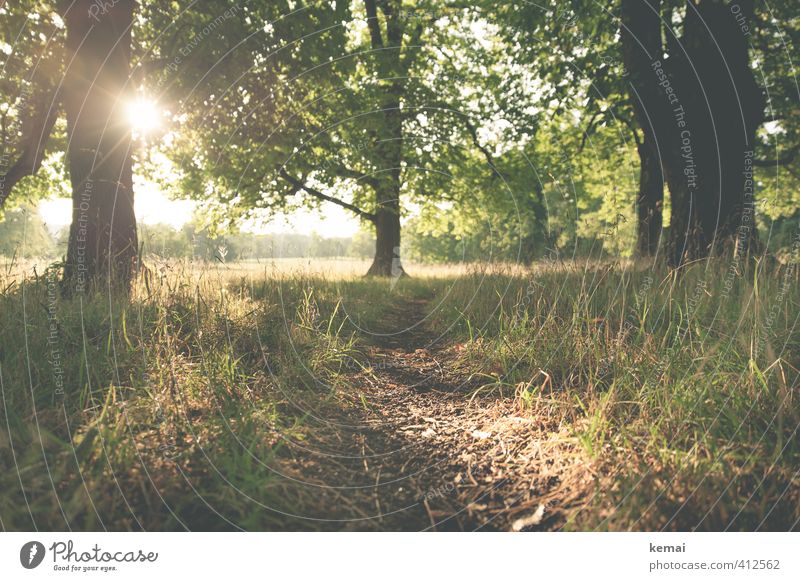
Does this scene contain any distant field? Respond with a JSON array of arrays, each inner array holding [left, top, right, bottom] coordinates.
[[0, 256, 511, 287]]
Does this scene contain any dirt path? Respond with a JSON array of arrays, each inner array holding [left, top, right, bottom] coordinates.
[[274, 297, 593, 531]]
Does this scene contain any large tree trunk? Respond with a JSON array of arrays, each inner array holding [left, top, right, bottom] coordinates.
[[364, 0, 406, 277], [636, 135, 664, 256], [621, 0, 763, 267], [366, 195, 403, 277], [675, 0, 763, 262], [366, 92, 404, 277], [62, 0, 138, 293]]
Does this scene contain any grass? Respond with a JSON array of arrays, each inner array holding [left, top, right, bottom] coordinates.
[[0, 259, 356, 530], [427, 259, 799, 530], [0, 257, 797, 530]]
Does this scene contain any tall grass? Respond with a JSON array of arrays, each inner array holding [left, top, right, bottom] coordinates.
[[427, 259, 799, 530], [0, 260, 366, 530], [1, 257, 797, 530]]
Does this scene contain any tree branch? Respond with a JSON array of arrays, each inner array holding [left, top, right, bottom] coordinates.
[[278, 168, 376, 223], [753, 144, 799, 167], [380, 0, 403, 47], [333, 165, 381, 190], [400, 20, 425, 73], [460, 114, 504, 179], [614, 109, 643, 149], [0, 86, 60, 209], [577, 109, 605, 154], [364, 0, 384, 49], [427, 48, 507, 180]]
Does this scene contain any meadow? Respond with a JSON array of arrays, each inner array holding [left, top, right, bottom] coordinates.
[[0, 257, 796, 530]]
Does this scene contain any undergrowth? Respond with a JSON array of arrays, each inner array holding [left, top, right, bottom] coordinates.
[[427, 259, 799, 530]]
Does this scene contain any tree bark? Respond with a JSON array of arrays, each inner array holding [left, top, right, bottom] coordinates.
[[366, 193, 403, 277], [621, 0, 673, 260], [364, 0, 407, 277], [621, 0, 764, 266], [676, 0, 763, 261], [62, 0, 138, 293], [636, 135, 664, 256], [366, 96, 405, 277]]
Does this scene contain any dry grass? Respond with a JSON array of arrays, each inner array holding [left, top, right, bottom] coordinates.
[[428, 259, 800, 530], [0, 256, 797, 530]]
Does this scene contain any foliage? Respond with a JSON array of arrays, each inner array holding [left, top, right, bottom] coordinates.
[[0, 261, 361, 530], [0, 204, 56, 257], [139, 222, 363, 261], [2, 258, 796, 529], [0, 1, 66, 208]]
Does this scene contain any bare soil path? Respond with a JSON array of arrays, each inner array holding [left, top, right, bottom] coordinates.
[[273, 296, 592, 531]]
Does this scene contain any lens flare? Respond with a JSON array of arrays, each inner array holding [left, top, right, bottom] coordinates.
[[126, 97, 161, 135]]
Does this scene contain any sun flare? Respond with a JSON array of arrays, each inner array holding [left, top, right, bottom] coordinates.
[[126, 97, 161, 135]]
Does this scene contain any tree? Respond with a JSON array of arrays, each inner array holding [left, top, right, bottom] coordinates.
[[747, 0, 800, 233], [621, 0, 765, 266], [61, 0, 138, 291], [274, 0, 417, 276], [358, 0, 407, 275], [144, 0, 527, 275], [0, 0, 63, 210], [0, 205, 56, 258]]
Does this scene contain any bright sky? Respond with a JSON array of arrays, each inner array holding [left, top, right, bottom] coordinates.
[[38, 96, 363, 237], [38, 188, 362, 237]]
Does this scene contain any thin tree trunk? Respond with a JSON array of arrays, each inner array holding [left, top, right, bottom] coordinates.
[[636, 136, 664, 256], [62, 0, 138, 293]]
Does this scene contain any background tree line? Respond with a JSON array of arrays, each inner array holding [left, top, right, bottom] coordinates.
[[0, 206, 375, 260]]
